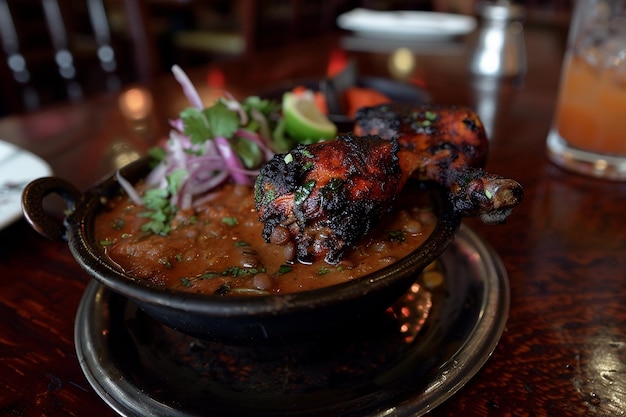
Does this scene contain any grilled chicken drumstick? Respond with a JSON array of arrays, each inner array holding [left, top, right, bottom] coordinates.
[[255, 135, 404, 265], [255, 104, 523, 265], [355, 103, 523, 224]]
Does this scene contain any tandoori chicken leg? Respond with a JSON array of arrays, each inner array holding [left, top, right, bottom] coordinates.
[[356, 103, 523, 223], [255, 135, 403, 265], [255, 104, 523, 264]]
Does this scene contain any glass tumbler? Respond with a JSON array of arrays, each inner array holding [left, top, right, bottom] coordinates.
[[547, 0, 626, 180]]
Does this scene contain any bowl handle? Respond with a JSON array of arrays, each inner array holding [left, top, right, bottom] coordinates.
[[21, 177, 82, 242]]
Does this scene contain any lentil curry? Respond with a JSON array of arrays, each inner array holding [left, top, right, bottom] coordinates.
[[95, 183, 437, 295]]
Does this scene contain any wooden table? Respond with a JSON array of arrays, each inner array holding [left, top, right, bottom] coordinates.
[[1, 23, 625, 417]]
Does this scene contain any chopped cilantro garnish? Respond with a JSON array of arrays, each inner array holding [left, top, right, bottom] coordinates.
[[222, 266, 262, 277], [298, 148, 314, 158], [242, 95, 280, 116], [322, 178, 344, 194], [425, 111, 438, 121], [139, 170, 187, 236], [159, 258, 173, 268], [222, 216, 238, 226], [256, 186, 275, 206], [180, 101, 239, 144], [232, 135, 263, 168], [205, 101, 239, 139], [180, 107, 211, 144], [276, 265, 293, 276], [147, 146, 167, 162], [112, 218, 125, 230], [411, 110, 439, 130], [387, 230, 406, 242], [180, 277, 193, 287], [139, 188, 175, 235], [167, 169, 188, 195], [294, 180, 316, 206]]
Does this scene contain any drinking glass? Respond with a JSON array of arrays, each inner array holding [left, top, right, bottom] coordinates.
[[546, 0, 626, 180]]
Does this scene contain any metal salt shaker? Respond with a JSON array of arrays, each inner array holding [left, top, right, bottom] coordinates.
[[469, 1, 527, 78]]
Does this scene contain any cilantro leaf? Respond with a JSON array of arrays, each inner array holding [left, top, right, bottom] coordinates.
[[167, 169, 188, 195], [271, 118, 296, 153], [139, 170, 186, 235], [231, 136, 263, 168], [148, 146, 167, 162], [243, 96, 279, 114], [205, 101, 239, 139], [221, 216, 238, 226], [181, 107, 212, 144], [139, 188, 174, 235]]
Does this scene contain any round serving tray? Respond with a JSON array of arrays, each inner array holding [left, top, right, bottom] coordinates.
[[74, 224, 509, 417]]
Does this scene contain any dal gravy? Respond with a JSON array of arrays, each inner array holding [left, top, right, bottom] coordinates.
[[95, 183, 436, 295]]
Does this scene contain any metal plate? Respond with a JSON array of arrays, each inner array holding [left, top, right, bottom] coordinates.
[[75, 224, 509, 417]]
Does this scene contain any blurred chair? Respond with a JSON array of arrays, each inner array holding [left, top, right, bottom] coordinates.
[[0, 0, 158, 115]]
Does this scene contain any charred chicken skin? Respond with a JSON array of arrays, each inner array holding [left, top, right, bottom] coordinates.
[[255, 135, 403, 265], [355, 103, 523, 224], [255, 104, 523, 264]]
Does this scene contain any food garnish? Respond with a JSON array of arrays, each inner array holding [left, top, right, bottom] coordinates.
[[117, 65, 337, 235], [282, 90, 337, 142]]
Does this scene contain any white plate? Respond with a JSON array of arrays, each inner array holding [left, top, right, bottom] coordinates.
[[337, 8, 477, 40], [0, 140, 52, 229]]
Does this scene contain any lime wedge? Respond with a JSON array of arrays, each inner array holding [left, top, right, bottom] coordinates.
[[282, 91, 337, 141]]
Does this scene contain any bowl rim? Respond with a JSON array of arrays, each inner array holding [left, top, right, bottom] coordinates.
[[64, 156, 461, 318]]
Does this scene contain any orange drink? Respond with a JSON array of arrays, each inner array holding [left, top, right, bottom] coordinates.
[[554, 55, 626, 155], [546, 0, 626, 180]]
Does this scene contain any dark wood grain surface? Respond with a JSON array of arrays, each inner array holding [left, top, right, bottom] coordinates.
[[1, 24, 625, 417]]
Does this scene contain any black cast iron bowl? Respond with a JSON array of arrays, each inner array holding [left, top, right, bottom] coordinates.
[[21, 156, 461, 345]]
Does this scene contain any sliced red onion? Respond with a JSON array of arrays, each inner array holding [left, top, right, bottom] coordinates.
[[188, 169, 229, 195], [116, 171, 143, 206], [169, 118, 184, 131], [172, 65, 203, 110], [192, 190, 222, 207], [223, 97, 248, 125], [175, 182, 193, 210], [214, 136, 252, 185], [145, 161, 167, 188], [228, 165, 261, 177], [167, 131, 190, 170]]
